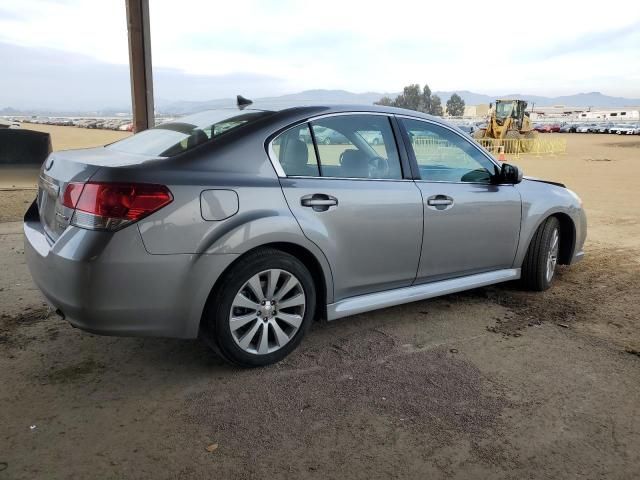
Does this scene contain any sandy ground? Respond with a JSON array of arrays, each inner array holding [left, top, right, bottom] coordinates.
[[1, 131, 639, 479], [15, 123, 131, 151]]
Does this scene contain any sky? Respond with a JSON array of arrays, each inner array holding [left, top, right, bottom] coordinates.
[[1, 0, 639, 110]]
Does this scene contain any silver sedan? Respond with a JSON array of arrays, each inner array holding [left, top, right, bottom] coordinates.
[[24, 103, 586, 366]]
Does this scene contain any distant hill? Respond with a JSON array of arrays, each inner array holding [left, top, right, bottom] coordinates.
[[434, 91, 640, 108], [159, 89, 640, 114]]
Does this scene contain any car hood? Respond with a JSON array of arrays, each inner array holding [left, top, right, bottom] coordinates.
[[523, 176, 566, 188]]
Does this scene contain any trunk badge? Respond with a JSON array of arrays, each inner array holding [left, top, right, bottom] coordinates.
[[45, 158, 54, 171]]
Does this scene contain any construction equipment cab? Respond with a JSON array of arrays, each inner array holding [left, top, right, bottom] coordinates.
[[474, 99, 537, 153]]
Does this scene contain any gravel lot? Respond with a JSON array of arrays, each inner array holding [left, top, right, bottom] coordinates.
[[1, 132, 639, 479]]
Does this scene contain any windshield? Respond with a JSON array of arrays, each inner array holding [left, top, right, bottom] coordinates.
[[495, 102, 515, 120], [106, 109, 273, 157]]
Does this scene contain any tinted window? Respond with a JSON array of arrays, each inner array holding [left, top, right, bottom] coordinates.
[[402, 119, 498, 183], [311, 115, 402, 179], [107, 109, 272, 157], [272, 124, 320, 176]]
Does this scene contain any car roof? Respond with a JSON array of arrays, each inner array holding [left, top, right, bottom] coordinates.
[[240, 103, 444, 125]]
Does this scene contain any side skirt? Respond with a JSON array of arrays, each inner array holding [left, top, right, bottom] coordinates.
[[326, 268, 521, 321]]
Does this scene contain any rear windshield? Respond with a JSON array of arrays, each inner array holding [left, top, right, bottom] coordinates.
[[106, 109, 272, 157]]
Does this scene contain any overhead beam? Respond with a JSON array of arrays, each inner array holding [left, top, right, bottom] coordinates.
[[125, 0, 154, 132]]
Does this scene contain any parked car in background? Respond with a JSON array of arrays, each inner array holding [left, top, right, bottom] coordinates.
[[0, 118, 20, 129], [559, 123, 577, 133], [576, 123, 596, 133], [534, 124, 555, 133], [359, 130, 384, 145], [595, 122, 613, 134], [24, 104, 587, 367], [314, 127, 349, 144], [616, 124, 640, 135]]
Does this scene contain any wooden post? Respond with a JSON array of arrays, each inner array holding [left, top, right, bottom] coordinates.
[[125, 0, 154, 132]]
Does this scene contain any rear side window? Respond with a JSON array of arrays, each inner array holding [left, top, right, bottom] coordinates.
[[271, 124, 320, 176], [107, 109, 272, 157], [272, 114, 402, 180]]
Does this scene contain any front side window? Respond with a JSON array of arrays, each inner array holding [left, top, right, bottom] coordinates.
[[402, 118, 498, 183], [311, 115, 402, 179]]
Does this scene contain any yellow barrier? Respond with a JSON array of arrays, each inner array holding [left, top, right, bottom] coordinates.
[[410, 136, 567, 164], [472, 137, 567, 159]]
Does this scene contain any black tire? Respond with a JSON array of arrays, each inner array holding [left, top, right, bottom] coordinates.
[[521, 216, 561, 291], [201, 248, 317, 367]]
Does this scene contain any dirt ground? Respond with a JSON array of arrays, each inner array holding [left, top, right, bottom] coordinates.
[[1, 131, 639, 479], [14, 123, 130, 151]]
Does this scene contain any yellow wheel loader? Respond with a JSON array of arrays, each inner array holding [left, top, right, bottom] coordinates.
[[473, 99, 537, 153]]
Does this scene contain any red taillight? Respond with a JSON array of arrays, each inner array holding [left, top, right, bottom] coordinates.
[[61, 182, 173, 230], [61, 182, 85, 209]]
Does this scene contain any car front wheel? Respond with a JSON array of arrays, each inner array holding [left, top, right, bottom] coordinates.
[[521, 216, 561, 291], [201, 248, 316, 367]]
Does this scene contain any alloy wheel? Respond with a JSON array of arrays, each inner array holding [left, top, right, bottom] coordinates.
[[546, 228, 559, 283], [229, 269, 306, 355]]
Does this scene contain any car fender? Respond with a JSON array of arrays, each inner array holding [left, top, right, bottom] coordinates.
[[195, 208, 335, 302], [514, 179, 586, 267]]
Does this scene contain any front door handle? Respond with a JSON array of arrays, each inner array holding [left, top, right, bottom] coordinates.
[[301, 194, 338, 211], [427, 195, 454, 210]]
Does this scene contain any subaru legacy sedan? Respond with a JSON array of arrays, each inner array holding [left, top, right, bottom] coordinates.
[[24, 104, 586, 367]]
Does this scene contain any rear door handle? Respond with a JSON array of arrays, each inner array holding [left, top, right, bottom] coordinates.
[[301, 194, 338, 211], [427, 195, 454, 210], [427, 198, 453, 206]]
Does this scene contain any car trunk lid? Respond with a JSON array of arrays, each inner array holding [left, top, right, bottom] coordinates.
[[36, 147, 160, 241]]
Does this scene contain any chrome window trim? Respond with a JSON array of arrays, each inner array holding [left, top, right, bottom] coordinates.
[[265, 110, 506, 185], [280, 175, 414, 183], [266, 112, 404, 181]]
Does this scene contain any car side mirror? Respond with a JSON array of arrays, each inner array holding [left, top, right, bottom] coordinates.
[[498, 163, 523, 184]]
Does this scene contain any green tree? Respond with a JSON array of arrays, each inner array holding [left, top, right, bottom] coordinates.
[[375, 83, 443, 114], [430, 95, 444, 116], [421, 84, 432, 114], [375, 96, 394, 106], [394, 84, 422, 110], [446, 93, 465, 117]]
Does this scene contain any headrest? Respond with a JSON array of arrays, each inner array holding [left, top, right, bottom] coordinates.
[[283, 138, 309, 167], [340, 149, 368, 177], [187, 129, 208, 149]]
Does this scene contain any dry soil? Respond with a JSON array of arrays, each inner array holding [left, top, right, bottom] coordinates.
[[0, 131, 639, 479]]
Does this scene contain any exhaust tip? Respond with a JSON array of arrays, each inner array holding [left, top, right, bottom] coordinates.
[[55, 308, 65, 320]]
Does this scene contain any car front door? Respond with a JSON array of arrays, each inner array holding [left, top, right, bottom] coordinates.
[[399, 117, 522, 283], [271, 114, 423, 301]]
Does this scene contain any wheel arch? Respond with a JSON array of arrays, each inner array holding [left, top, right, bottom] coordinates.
[[199, 242, 331, 332], [520, 211, 576, 267], [552, 212, 576, 265]]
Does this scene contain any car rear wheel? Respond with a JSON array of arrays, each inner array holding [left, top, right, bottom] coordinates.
[[521, 216, 561, 291], [201, 248, 316, 367]]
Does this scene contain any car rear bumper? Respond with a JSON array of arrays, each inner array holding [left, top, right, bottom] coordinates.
[[24, 205, 238, 339]]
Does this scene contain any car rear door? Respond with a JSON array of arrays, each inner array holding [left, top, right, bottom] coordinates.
[[398, 117, 522, 283], [272, 113, 423, 301]]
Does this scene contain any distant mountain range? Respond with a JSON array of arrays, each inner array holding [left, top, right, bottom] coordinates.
[[4, 90, 639, 117], [158, 89, 640, 115]]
